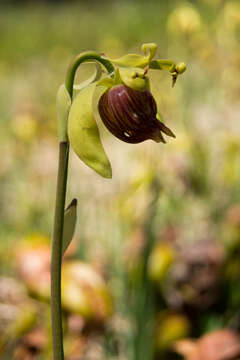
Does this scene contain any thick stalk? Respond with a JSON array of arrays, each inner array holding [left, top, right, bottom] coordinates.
[[51, 141, 69, 360]]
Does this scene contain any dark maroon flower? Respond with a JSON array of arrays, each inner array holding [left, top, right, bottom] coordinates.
[[98, 85, 175, 144]]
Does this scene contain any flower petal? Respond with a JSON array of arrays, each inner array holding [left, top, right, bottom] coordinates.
[[68, 83, 112, 178], [119, 68, 150, 91], [157, 112, 176, 138], [109, 43, 158, 68], [141, 42, 157, 62]]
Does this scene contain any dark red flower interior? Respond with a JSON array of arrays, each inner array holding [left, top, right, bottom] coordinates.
[[98, 85, 175, 144]]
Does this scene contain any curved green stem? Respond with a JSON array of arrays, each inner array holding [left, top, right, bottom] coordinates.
[[65, 51, 115, 98], [51, 52, 114, 360]]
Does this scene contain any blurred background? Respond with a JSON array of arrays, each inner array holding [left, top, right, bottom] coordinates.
[[0, 0, 240, 359]]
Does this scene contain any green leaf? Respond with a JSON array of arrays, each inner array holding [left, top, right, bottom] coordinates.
[[73, 62, 102, 96], [56, 84, 71, 142], [110, 42, 158, 68], [68, 83, 112, 178], [62, 199, 77, 256]]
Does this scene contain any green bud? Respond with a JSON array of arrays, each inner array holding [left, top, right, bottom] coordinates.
[[176, 62, 187, 74]]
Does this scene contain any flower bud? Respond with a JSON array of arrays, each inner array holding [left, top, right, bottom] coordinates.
[[98, 85, 175, 144], [175, 62, 187, 74]]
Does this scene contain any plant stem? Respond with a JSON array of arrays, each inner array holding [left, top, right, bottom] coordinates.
[[51, 51, 114, 360], [65, 51, 114, 97], [51, 141, 69, 360]]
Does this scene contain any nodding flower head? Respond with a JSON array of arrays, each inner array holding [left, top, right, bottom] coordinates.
[[63, 43, 186, 178], [98, 84, 175, 144]]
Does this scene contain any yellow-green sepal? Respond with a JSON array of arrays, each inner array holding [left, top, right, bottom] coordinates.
[[62, 199, 77, 256], [119, 68, 150, 91], [149, 60, 187, 87], [149, 59, 176, 72], [113, 67, 123, 85], [97, 76, 115, 89], [141, 42, 157, 59], [68, 83, 112, 178], [97, 67, 150, 92], [56, 84, 71, 142], [110, 42, 157, 68]]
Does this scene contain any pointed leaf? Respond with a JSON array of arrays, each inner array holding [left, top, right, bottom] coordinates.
[[62, 199, 77, 256], [68, 83, 112, 178], [56, 84, 71, 142]]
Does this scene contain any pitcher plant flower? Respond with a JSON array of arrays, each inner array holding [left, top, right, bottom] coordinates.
[[60, 43, 186, 179], [51, 43, 186, 360], [98, 83, 175, 144]]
